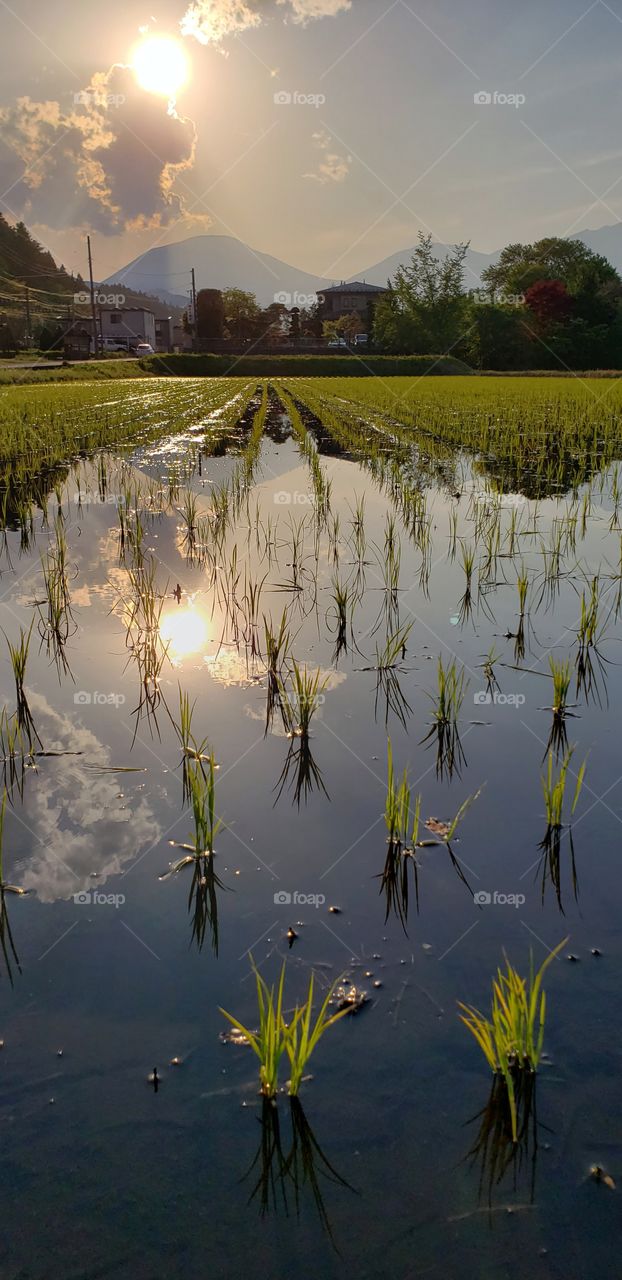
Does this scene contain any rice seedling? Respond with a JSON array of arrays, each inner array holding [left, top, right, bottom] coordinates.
[[480, 643, 501, 697], [178, 489, 200, 553], [4, 620, 41, 748], [37, 515, 76, 675], [541, 745, 586, 831], [278, 660, 328, 739], [384, 738, 420, 848], [219, 959, 349, 1098], [327, 575, 355, 663], [263, 609, 291, 733], [517, 563, 529, 617], [458, 541, 475, 625], [458, 938, 567, 1142], [421, 655, 468, 778]]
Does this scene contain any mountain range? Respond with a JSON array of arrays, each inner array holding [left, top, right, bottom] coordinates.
[[103, 223, 622, 309]]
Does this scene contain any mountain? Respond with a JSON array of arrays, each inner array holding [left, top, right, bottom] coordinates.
[[104, 235, 329, 308], [105, 225, 622, 312], [348, 242, 500, 291], [569, 222, 622, 272]]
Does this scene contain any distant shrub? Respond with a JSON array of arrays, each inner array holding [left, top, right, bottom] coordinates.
[[141, 353, 472, 378]]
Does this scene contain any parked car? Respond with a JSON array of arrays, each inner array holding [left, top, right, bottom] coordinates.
[[133, 343, 154, 356], [354, 333, 369, 348], [101, 337, 128, 352], [327, 337, 348, 349]]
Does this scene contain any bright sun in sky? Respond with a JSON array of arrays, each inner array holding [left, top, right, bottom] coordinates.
[[132, 36, 189, 99]]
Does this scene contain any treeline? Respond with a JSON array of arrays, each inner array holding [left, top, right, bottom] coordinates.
[[373, 234, 622, 370]]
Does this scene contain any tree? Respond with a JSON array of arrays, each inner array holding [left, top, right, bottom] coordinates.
[[260, 302, 289, 344], [323, 312, 360, 344], [196, 288, 224, 348], [524, 279, 573, 331], [465, 302, 532, 370], [482, 238, 619, 306], [374, 233, 470, 353], [289, 306, 301, 347], [222, 288, 261, 345]]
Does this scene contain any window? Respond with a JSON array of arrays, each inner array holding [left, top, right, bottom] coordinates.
[[110, 313, 121, 325]]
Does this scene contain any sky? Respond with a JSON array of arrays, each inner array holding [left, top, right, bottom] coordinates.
[[2, 0, 622, 285]]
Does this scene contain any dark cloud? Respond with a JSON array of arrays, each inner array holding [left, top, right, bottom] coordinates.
[[0, 64, 201, 234]]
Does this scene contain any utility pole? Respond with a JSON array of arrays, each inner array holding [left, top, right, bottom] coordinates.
[[87, 234, 99, 357], [24, 285, 31, 348], [191, 267, 197, 351]]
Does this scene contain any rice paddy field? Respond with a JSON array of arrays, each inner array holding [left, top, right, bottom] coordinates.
[[1, 372, 622, 1278]]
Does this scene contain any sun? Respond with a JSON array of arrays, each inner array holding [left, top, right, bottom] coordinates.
[[160, 606, 209, 661], [132, 36, 189, 99]]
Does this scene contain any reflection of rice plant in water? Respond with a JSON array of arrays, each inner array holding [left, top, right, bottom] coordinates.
[[220, 959, 349, 1098], [465, 1072, 539, 1208], [241, 1089, 355, 1250], [458, 939, 567, 1143], [263, 609, 291, 733]]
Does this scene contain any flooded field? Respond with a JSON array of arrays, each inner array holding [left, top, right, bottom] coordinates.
[[0, 374, 621, 1279]]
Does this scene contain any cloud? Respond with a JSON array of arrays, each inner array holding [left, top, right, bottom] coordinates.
[[180, 0, 350, 44], [12, 693, 161, 903], [304, 129, 352, 183], [280, 0, 351, 19], [0, 65, 202, 235]]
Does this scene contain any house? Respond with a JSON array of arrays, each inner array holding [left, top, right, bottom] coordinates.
[[63, 323, 92, 360], [318, 281, 388, 326], [99, 307, 156, 350]]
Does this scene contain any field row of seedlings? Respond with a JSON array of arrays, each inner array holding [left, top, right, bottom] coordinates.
[[285, 374, 622, 497], [0, 375, 619, 1227]]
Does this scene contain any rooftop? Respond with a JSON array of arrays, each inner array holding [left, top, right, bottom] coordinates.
[[321, 281, 387, 295]]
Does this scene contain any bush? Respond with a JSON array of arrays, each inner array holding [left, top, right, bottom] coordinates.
[[141, 353, 472, 378]]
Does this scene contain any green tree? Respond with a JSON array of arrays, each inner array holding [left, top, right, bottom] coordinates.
[[374, 233, 470, 353], [482, 238, 619, 312], [222, 288, 261, 344]]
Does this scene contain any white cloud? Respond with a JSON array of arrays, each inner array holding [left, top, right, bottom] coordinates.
[[280, 0, 351, 19], [304, 129, 352, 183], [180, 0, 351, 44]]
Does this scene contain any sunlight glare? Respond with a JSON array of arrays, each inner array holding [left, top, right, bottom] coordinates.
[[132, 36, 189, 99], [160, 607, 209, 660]]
